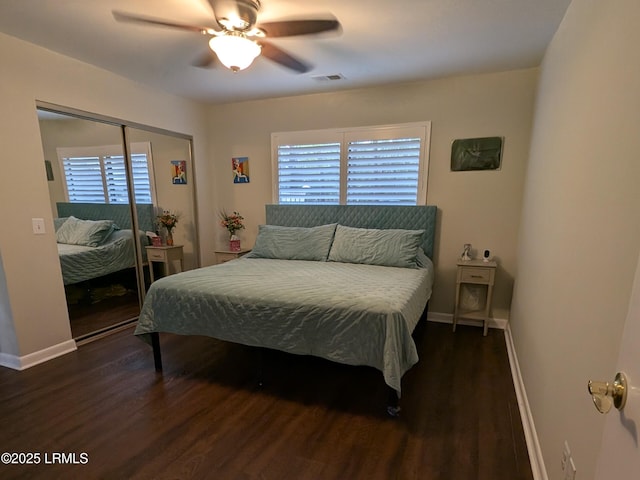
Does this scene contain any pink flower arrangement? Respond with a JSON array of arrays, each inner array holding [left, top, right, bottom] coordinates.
[[157, 210, 179, 233], [219, 211, 245, 237]]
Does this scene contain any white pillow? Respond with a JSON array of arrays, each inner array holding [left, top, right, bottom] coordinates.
[[56, 216, 117, 247]]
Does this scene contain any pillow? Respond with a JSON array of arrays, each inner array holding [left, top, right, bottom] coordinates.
[[53, 217, 69, 232], [416, 248, 433, 269], [55, 216, 117, 247], [327, 225, 424, 268], [246, 223, 337, 261]]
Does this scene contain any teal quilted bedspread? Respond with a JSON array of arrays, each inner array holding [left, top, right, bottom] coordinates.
[[135, 257, 434, 395], [58, 230, 145, 285]]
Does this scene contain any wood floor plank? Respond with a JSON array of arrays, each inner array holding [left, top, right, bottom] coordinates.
[[0, 321, 533, 480]]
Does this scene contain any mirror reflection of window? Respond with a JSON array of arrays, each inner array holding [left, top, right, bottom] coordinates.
[[57, 143, 156, 205]]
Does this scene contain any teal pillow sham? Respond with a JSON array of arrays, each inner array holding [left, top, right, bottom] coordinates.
[[56, 216, 117, 247], [53, 217, 69, 232], [246, 223, 337, 261], [327, 225, 424, 268]]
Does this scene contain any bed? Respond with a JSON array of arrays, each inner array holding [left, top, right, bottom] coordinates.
[[55, 202, 155, 285], [136, 204, 437, 414]]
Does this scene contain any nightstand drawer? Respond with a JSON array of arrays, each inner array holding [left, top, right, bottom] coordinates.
[[459, 267, 493, 284], [147, 250, 167, 262], [217, 253, 238, 263], [145, 245, 184, 283], [214, 249, 251, 264]]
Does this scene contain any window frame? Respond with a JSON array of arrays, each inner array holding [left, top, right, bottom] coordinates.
[[271, 122, 431, 205], [56, 141, 156, 205]]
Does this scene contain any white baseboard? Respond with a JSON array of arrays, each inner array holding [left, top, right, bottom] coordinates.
[[426, 311, 508, 330], [504, 323, 548, 480], [0, 352, 21, 370], [0, 339, 77, 371]]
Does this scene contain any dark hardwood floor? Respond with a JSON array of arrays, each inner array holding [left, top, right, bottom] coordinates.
[[67, 292, 140, 340], [0, 321, 532, 480], [65, 268, 144, 340]]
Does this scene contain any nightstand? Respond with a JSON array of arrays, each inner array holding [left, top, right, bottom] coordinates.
[[453, 259, 497, 336], [214, 248, 251, 264], [145, 245, 184, 282]]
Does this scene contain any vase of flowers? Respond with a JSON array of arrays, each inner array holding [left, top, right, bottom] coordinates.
[[157, 210, 179, 246], [220, 210, 245, 251]]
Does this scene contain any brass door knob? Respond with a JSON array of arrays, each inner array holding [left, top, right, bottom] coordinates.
[[587, 372, 627, 414]]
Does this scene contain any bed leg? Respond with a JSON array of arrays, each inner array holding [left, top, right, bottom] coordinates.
[[150, 332, 162, 372], [387, 387, 401, 417]]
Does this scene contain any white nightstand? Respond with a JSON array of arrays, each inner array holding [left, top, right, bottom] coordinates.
[[453, 259, 497, 336], [145, 245, 184, 282], [214, 248, 251, 264]]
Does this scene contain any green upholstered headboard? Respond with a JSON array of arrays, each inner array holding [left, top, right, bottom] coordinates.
[[56, 202, 156, 233], [265, 204, 438, 259]]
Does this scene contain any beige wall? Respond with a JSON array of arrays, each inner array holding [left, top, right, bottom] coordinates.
[[0, 32, 210, 360], [207, 69, 537, 319], [510, 0, 640, 478]]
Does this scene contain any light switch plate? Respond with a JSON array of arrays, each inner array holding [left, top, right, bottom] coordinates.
[[32, 218, 46, 234]]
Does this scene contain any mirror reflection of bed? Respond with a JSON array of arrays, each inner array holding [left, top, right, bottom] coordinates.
[[55, 202, 155, 340]]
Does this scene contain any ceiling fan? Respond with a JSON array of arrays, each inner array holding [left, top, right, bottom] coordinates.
[[113, 0, 341, 73]]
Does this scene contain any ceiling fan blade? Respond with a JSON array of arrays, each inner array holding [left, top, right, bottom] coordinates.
[[192, 49, 219, 68], [112, 10, 215, 35], [260, 41, 311, 73], [257, 18, 341, 38]]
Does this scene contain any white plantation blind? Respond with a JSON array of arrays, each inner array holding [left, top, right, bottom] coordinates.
[[57, 143, 155, 204], [61, 155, 105, 203], [347, 137, 420, 205], [103, 154, 153, 204], [272, 123, 430, 205], [277, 142, 340, 204]]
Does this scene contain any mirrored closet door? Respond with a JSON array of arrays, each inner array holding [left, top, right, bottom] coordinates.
[[37, 107, 198, 342], [127, 127, 198, 276]]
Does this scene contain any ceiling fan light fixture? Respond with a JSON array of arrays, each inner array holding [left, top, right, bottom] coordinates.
[[209, 34, 261, 72]]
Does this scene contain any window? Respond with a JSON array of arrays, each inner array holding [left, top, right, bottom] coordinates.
[[57, 142, 155, 204], [276, 142, 341, 204], [272, 122, 430, 205]]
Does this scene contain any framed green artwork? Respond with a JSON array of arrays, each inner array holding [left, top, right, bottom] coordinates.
[[451, 137, 503, 171]]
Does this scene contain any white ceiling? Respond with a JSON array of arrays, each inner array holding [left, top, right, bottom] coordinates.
[[0, 0, 571, 104]]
